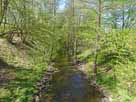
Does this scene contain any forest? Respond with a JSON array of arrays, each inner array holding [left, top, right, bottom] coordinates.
[[0, 0, 136, 102]]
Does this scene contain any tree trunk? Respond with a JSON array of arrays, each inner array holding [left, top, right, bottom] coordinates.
[[93, 0, 102, 76], [0, 0, 9, 26], [122, 1, 125, 29]]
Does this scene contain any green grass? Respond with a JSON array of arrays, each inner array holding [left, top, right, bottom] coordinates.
[[0, 38, 48, 102], [95, 62, 136, 102]]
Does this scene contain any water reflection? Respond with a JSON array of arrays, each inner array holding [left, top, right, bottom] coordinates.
[[39, 56, 102, 102], [40, 67, 101, 102]]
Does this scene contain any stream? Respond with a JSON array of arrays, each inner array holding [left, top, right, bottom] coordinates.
[[39, 57, 102, 102]]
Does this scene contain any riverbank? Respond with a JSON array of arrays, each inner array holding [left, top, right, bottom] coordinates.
[[33, 55, 111, 102], [40, 63, 101, 102], [0, 38, 48, 102], [76, 62, 112, 102]]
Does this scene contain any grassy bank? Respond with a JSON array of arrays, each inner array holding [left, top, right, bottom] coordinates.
[[0, 38, 48, 102]]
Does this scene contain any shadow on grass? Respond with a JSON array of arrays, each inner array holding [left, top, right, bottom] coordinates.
[[0, 58, 35, 101], [96, 73, 118, 90], [0, 58, 14, 69]]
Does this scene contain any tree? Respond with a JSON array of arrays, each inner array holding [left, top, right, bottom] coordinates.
[[0, 0, 9, 26], [93, 0, 102, 75]]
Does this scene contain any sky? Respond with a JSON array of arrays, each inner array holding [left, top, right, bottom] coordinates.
[[58, 0, 66, 11]]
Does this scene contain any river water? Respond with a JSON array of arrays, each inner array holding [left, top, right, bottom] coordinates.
[[40, 58, 102, 102]]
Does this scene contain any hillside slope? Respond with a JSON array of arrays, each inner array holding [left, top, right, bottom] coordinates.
[[0, 38, 47, 102]]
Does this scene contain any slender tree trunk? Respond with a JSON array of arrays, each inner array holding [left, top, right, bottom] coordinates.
[[47, 0, 57, 63], [93, 0, 102, 75], [0, 0, 2, 17], [70, 0, 75, 59], [0, 0, 9, 26], [122, 1, 125, 29], [67, 0, 75, 60], [98, 0, 102, 28]]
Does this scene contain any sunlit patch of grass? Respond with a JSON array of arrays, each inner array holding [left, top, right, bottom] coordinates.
[[0, 88, 11, 98]]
